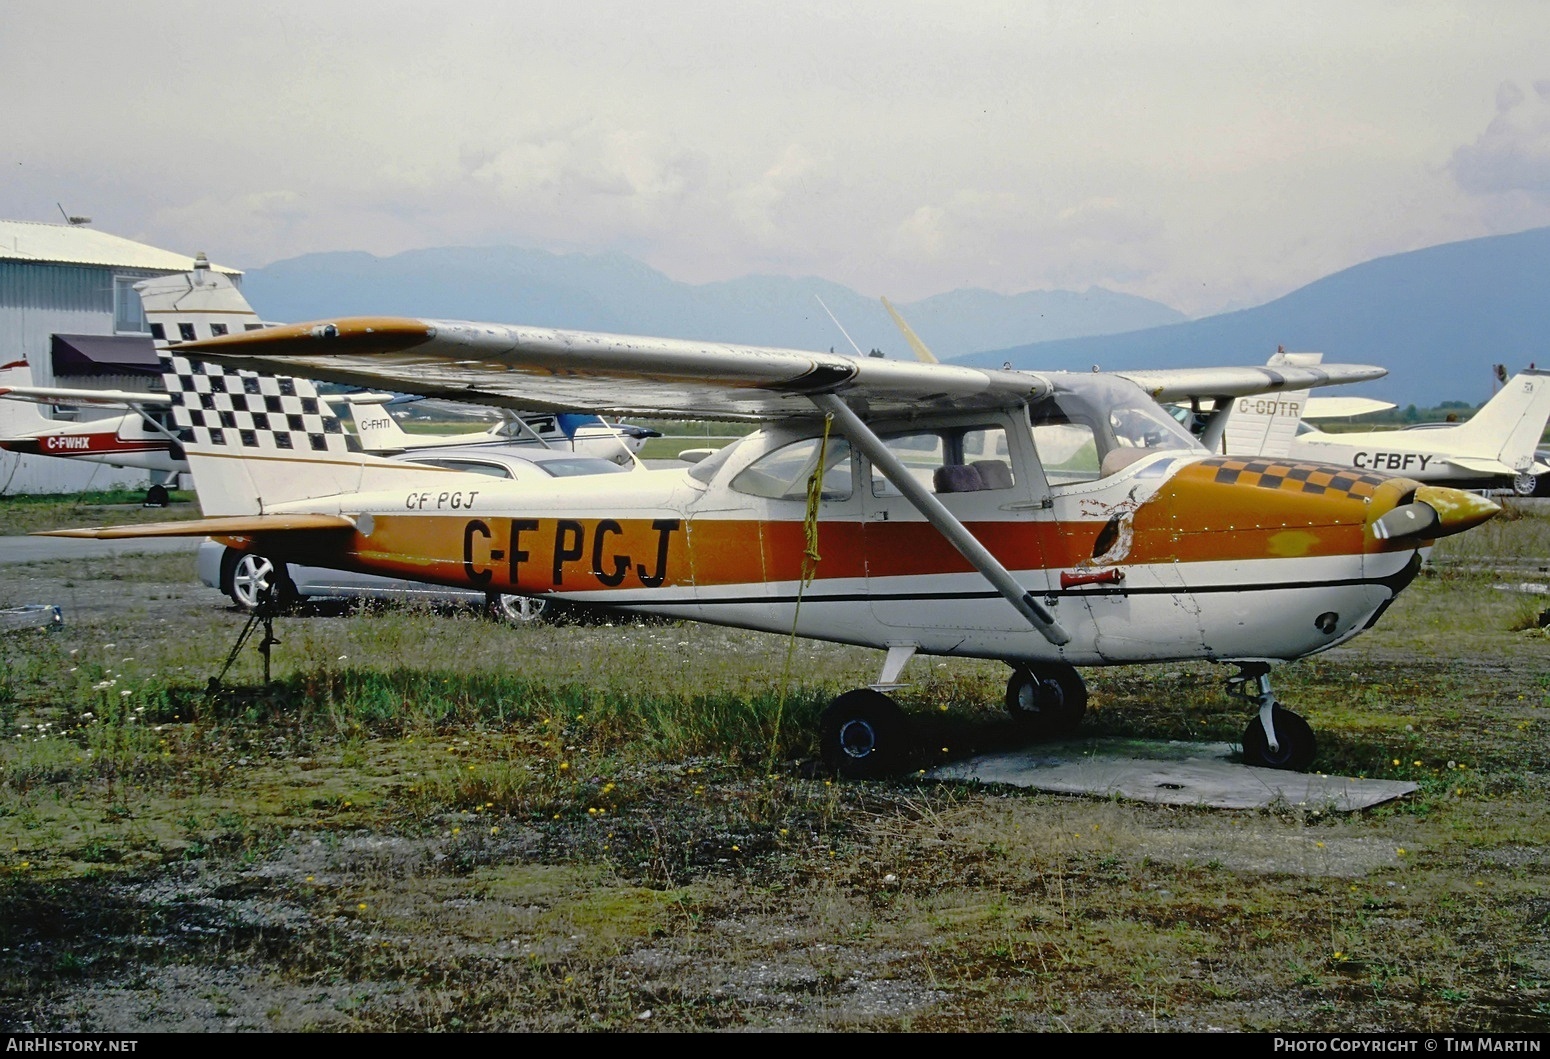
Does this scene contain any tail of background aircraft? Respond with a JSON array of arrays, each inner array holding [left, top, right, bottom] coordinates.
[[0, 360, 58, 436], [1440, 369, 1550, 475], [1220, 350, 1322, 457], [339, 397, 417, 452]]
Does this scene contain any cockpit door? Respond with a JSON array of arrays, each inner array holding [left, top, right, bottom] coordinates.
[[861, 416, 1057, 634]]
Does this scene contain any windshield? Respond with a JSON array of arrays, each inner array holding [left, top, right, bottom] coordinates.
[[1030, 375, 1203, 485]]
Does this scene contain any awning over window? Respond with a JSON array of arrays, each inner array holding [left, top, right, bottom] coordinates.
[[51, 333, 161, 376]]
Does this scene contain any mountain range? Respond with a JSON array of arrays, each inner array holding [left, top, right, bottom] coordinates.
[[951, 227, 1550, 409], [242, 226, 1550, 410], [243, 247, 1183, 365]]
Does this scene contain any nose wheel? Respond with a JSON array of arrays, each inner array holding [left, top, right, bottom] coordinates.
[[1229, 664, 1317, 771]]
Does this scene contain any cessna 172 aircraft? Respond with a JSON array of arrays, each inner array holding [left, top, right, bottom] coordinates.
[[43, 271, 1502, 778]]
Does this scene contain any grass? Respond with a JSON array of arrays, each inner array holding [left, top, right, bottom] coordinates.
[[0, 503, 1545, 1030], [0, 489, 201, 536]]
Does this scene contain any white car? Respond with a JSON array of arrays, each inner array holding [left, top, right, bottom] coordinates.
[[197, 444, 631, 622]]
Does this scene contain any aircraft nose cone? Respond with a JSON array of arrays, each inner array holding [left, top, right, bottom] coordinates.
[[1414, 485, 1500, 537], [1370, 484, 1499, 542]]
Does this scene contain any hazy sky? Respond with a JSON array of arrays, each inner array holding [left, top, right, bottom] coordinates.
[[5, 1, 1550, 317]]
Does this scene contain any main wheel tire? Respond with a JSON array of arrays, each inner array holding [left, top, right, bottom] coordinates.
[[488, 593, 548, 624], [144, 484, 170, 507], [228, 553, 297, 612], [819, 689, 914, 780], [1004, 663, 1087, 737], [1241, 706, 1317, 771], [1513, 472, 1538, 497]]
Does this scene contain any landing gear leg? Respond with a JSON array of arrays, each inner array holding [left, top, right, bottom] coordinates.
[[1229, 663, 1316, 771]]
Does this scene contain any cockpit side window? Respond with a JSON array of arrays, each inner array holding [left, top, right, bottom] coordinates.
[[1030, 379, 1203, 486], [730, 437, 854, 501], [1030, 405, 1102, 485]]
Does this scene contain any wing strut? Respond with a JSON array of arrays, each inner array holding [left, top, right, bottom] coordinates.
[[810, 393, 1071, 647]]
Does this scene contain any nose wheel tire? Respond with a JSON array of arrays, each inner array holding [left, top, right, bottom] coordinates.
[[820, 689, 914, 780], [1004, 663, 1087, 737], [1241, 705, 1316, 771]]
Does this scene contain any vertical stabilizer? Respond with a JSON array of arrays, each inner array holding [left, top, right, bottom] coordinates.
[[161, 353, 373, 515], [1222, 351, 1320, 457], [0, 361, 56, 435], [1445, 370, 1550, 472], [341, 398, 415, 453]]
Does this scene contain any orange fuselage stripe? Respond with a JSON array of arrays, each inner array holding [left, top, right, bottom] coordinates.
[[229, 459, 1416, 596]]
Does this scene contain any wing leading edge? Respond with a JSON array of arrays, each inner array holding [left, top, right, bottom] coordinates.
[[179, 317, 1054, 421]]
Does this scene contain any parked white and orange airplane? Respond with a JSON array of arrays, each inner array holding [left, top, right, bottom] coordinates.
[[42, 270, 1502, 778]]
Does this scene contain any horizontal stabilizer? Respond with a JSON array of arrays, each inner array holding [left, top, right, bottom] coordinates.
[[35, 514, 356, 540], [1443, 456, 1522, 476], [1304, 396, 1396, 418]]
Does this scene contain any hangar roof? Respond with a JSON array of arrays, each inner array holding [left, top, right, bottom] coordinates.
[[0, 219, 241, 275]]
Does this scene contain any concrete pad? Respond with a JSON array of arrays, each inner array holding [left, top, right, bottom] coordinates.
[[925, 737, 1417, 811], [0, 534, 200, 564]]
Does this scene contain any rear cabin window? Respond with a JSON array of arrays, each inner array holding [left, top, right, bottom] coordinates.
[[409, 459, 513, 478], [730, 437, 854, 501]]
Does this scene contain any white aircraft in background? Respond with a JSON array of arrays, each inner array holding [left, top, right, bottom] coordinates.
[[341, 395, 659, 467], [43, 273, 1506, 781], [1222, 356, 1550, 495], [0, 364, 186, 504]]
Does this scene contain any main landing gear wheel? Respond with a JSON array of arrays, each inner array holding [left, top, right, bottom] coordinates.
[[488, 593, 548, 624], [1513, 471, 1539, 498], [1241, 706, 1317, 772], [1004, 663, 1087, 738], [229, 553, 297, 612], [144, 484, 170, 507], [819, 689, 914, 780]]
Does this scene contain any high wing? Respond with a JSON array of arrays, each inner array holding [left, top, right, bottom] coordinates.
[[1110, 364, 1387, 404], [0, 384, 173, 409], [177, 317, 1052, 419], [177, 316, 1383, 420]]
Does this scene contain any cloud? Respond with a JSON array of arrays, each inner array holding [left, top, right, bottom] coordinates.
[[883, 190, 1166, 296], [1449, 79, 1550, 202]]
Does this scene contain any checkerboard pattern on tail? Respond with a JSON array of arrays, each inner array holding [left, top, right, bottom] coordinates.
[[161, 353, 361, 455]]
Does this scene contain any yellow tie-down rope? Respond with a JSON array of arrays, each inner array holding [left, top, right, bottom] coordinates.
[[766, 412, 833, 772]]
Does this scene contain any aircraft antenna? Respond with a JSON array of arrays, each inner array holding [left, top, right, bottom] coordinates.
[[815, 296, 864, 357]]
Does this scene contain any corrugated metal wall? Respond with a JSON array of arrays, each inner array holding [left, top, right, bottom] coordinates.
[[0, 261, 162, 494], [0, 262, 161, 387]]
